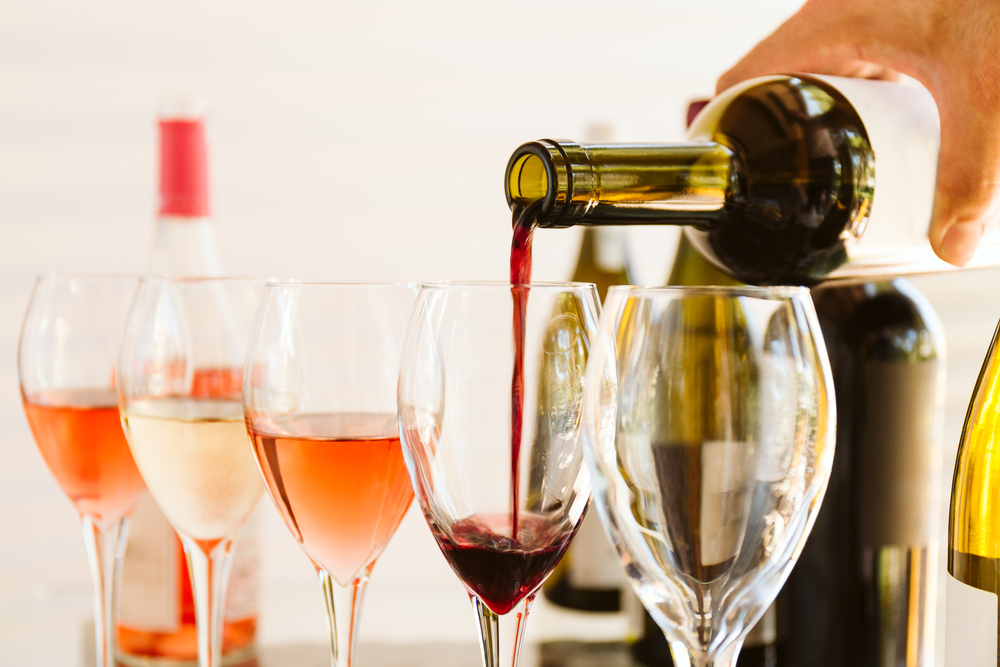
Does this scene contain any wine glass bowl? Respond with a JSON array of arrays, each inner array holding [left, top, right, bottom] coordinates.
[[398, 282, 600, 667], [583, 286, 835, 667], [117, 277, 265, 667], [18, 274, 146, 667], [243, 282, 418, 667]]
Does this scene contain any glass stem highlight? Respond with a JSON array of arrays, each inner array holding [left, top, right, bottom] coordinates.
[[81, 514, 129, 667], [471, 594, 533, 667], [319, 563, 373, 667], [183, 537, 235, 667]]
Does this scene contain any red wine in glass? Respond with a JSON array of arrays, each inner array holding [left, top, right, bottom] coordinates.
[[434, 513, 576, 615]]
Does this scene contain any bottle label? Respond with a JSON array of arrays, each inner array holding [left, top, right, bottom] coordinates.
[[225, 503, 262, 620], [566, 508, 626, 589], [700, 440, 751, 566], [119, 492, 180, 631], [945, 573, 998, 666], [744, 602, 777, 647], [860, 360, 944, 546], [812, 75, 944, 247], [593, 227, 627, 273]]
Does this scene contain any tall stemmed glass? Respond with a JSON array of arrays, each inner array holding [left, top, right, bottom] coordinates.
[[398, 282, 600, 667], [583, 286, 835, 667], [18, 274, 146, 667], [117, 277, 265, 667], [243, 282, 418, 667]]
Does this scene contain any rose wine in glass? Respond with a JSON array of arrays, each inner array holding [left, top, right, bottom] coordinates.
[[118, 277, 265, 667], [244, 282, 417, 667], [18, 275, 147, 667]]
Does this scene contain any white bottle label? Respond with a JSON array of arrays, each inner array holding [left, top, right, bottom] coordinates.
[[119, 492, 179, 631], [225, 503, 262, 621], [945, 573, 998, 666], [814, 75, 942, 247], [593, 227, 627, 273], [566, 508, 626, 589], [699, 440, 751, 566]]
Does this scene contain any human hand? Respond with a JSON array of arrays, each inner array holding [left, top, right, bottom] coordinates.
[[717, 0, 1000, 266]]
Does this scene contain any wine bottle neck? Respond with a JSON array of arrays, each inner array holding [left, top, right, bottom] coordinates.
[[506, 139, 732, 229]]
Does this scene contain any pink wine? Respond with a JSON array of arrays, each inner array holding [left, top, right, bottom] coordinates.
[[23, 389, 146, 524], [434, 513, 576, 615], [248, 412, 414, 584]]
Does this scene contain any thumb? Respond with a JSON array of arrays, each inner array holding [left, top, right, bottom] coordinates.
[[928, 75, 1000, 266]]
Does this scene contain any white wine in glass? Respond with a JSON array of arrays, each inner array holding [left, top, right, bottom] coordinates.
[[118, 277, 264, 667]]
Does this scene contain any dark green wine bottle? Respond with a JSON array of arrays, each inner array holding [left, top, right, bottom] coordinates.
[[776, 278, 944, 666]]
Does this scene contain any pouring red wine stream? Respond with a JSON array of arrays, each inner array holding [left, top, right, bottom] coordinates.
[[509, 202, 540, 540]]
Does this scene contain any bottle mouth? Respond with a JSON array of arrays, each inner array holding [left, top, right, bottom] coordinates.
[[507, 153, 548, 207], [504, 140, 584, 227]]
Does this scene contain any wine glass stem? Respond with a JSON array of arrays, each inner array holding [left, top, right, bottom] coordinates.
[[81, 514, 129, 667], [182, 537, 235, 667], [471, 594, 533, 667], [319, 565, 372, 667], [670, 637, 744, 667]]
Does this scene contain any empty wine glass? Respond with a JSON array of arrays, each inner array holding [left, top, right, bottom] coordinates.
[[117, 277, 265, 667], [583, 286, 835, 667], [18, 274, 146, 667], [398, 282, 600, 667], [243, 282, 418, 667]]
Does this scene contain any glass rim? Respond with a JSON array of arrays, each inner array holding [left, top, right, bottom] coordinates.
[[34, 272, 142, 284], [263, 279, 419, 289], [607, 284, 811, 299], [419, 280, 598, 290], [138, 275, 268, 284]]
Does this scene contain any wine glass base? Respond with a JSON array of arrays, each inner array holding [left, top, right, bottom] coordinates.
[[115, 644, 258, 667]]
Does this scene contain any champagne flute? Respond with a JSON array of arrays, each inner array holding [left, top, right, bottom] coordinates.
[[243, 282, 418, 667], [18, 274, 146, 667], [583, 286, 836, 667], [398, 282, 600, 667], [117, 277, 265, 667]]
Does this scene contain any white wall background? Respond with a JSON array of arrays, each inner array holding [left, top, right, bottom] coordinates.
[[1, 1, 997, 665]]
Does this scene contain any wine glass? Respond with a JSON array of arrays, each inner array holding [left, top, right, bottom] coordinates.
[[18, 274, 146, 667], [243, 282, 418, 667], [117, 277, 265, 667], [397, 282, 600, 667], [583, 286, 836, 667]]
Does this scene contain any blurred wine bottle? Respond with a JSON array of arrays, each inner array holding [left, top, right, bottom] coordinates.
[[541, 121, 632, 613], [777, 279, 944, 667], [541, 225, 631, 612], [116, 98, 260, 666]]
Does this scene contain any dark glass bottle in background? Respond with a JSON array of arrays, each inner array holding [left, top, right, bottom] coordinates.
[[777, 278, 945, 667], [542, 226, 631, 612]]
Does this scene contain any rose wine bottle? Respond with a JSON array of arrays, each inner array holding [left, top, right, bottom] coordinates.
[[946, 317, 1000, 665], [505, 75, 1000, 286], [116, 98, 260, 666]]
